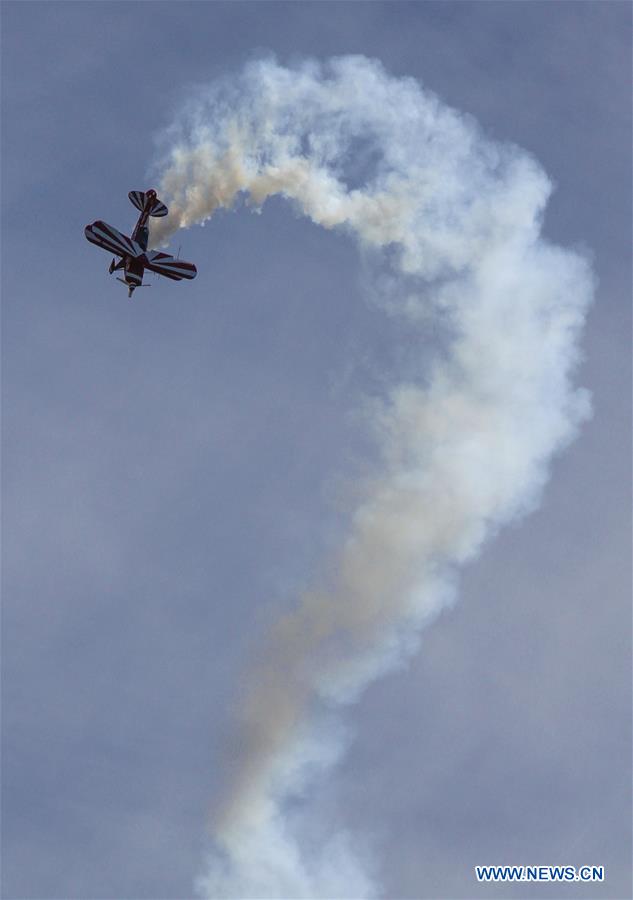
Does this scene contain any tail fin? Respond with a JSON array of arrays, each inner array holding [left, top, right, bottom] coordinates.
[[128, 190, 168, 218]]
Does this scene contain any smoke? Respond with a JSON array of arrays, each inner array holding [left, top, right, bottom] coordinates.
[[150, 56, 593, 898]]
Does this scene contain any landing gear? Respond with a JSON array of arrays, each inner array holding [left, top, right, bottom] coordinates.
[[116, 276, 146, 298], [108, 258, 116, 274]]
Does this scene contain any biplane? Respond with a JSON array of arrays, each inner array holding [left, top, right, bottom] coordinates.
[[85, 189, 197, 298]]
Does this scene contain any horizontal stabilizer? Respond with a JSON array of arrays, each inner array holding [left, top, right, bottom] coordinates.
[[150, 201, 168, 218], [128, 190, 146, 212], [128, 190, 169, 217]]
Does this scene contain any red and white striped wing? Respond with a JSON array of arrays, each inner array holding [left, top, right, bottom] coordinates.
[[85, 221, 143, 258], [144, 251, 197, 281]]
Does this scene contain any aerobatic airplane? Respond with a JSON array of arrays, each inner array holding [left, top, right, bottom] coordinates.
[[85, 189, 197, 298]]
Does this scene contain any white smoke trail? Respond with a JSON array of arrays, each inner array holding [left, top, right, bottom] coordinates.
[[150, 56, 593, 898]]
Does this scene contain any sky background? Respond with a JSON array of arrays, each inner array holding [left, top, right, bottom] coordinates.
[[2, 3, 631, 899]]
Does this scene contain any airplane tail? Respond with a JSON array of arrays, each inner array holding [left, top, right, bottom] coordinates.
[[128, 190, 168, 218]]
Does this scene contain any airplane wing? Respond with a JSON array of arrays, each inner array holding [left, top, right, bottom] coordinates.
[[144, 251, 197, 281], [85, 221, 143, 258]]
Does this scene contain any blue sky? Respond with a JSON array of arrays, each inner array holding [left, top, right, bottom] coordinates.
[[2, 3, 631, 898]]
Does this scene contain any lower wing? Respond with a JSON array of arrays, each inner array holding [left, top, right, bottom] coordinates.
[[144, 251, 197, 281], [85, 221, 143, 258]]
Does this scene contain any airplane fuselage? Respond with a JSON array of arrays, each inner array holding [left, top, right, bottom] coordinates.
[[119, 189, 158, 296], [130, 189, 156, 249]]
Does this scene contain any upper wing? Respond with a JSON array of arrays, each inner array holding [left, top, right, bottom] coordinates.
[[85, 221, 143, 258], [144, 251, 197, 281]]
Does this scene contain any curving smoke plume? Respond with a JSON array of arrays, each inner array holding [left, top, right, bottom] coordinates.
[[150, 56, 593, 898]]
